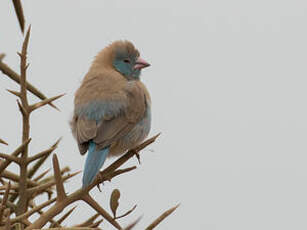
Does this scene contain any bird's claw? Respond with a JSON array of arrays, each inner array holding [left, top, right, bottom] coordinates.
[[133, 150, 141, 164], [97, 183, 101, 192], [96, 173, 104, 192]]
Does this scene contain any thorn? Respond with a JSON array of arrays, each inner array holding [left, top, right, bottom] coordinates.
[[16, 99, 27, 115], [12, 0, 25, 33], [0, 139, 8, 146], [29, 93, 65, 112], [0, 54, 6, 61], [123, 216, 142, 230], [6, 89, 20, 97], [145, 203, 180, 230]]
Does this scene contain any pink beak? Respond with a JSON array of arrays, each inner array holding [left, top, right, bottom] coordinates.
[[134, 57, 150, 70]]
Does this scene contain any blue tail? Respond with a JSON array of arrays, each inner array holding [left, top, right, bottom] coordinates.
[[82, 141, 109, 188]]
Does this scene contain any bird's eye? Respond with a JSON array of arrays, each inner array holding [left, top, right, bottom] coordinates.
[[123, 59, 130, 63]]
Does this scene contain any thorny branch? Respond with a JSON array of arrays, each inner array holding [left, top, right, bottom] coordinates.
[[0, 16, 178, 230], [16, 26, 31, 215]]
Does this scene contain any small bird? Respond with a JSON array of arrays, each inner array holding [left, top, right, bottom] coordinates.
[[70, 41, 151, 188]]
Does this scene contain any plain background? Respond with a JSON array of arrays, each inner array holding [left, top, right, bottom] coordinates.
[[1, 0, 307, 229]]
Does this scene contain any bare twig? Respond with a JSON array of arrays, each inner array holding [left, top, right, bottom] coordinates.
[[145, 204, 180, 230], [0, 138, 31, 174], [16, 26, 31, 215]]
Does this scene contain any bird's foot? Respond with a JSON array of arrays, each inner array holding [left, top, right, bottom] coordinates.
[[96, 173, 105, 192], [96, 183, 102, 192]]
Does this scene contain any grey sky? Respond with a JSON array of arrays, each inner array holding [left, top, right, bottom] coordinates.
[[1, 0, 307, 229]]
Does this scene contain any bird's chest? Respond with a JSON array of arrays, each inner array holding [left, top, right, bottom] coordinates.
[[110, 103, 151, 155]]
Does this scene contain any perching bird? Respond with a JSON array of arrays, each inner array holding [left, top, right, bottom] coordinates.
[[70, 41, 151, 188]]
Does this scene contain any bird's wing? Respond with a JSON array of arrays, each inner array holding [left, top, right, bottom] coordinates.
[[74, 83, 146, 154]]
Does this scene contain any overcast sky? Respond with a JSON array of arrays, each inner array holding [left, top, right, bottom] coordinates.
[[1, 0, 307, 229]]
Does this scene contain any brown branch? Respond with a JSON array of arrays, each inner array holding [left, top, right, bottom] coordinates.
[[0, 57, 58, 110], [89, 219, 103, 228], [38, 166, 69, 184], [49, 206, 77, 228], [16, 26, 31, 216], [0, 182, 11, 223], [0, 198, 17, 214], [0, 184, 19, 192], [0, 138, 31, 175], [33, 168, 50, 182], [11, 198, 56, 224], [145, 204, 180, 230], [2, 171, 53, 203], [82, 194, 121, 230], [28, 199, 58, 227], [2, 182, 11, 207], [26, 135, 159, 230], [0, 153, 21, 164], [12, 0, 25, 33], [27, 138, 61, 180], [2, 170, 37, 187], [94, 133, 160, 187]]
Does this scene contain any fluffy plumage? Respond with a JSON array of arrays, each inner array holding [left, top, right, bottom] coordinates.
[[70, 41, 151, 187]]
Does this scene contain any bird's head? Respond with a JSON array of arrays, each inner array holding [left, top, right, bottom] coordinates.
[[110, 41, 150, 80]]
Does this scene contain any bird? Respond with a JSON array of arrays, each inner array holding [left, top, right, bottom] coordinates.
[[70, 41, 151, 188]]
